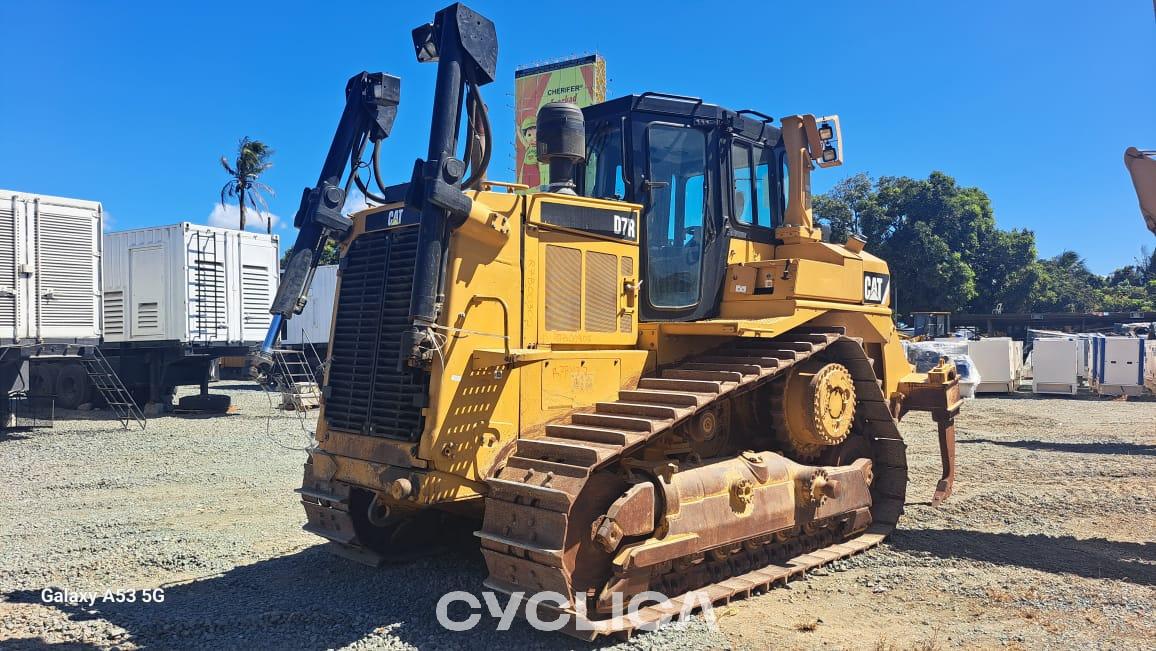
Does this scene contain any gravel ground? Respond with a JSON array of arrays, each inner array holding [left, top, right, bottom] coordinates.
[[0, 383, 1152, 650]]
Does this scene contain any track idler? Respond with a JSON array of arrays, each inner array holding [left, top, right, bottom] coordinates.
[[589, 450, 875, 613]]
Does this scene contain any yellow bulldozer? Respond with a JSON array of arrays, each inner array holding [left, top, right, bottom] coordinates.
[[261, 3, 962, 639]]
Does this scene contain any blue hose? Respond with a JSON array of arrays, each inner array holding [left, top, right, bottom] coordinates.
[[260, 314, 284, 354]]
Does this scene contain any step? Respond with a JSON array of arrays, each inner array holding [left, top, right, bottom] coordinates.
[[695, 356, 781, 369], [662, 369, 743, 383], [790, 333, 837, 344], [545, 424, 641, 446], [680, 362, 762, 376], [618, 389, 707, 407], [729, 348, 801, 360], [572, 412, 658, 432], [487, 477, 574, 511], [517, 437, 621, 466], [595, 401, 684, 419], [637, 377, 722, 394], [765, 341, 815, 352]]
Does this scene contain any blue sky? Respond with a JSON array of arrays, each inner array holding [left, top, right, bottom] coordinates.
[[1, 1, 1153, 273]]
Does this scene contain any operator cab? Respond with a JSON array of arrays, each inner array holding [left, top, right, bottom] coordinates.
[[575, 93, 788, 322]]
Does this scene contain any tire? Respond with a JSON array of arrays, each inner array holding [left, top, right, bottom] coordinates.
[[28, 364, 55, 396], [55, 363, 93, 409]]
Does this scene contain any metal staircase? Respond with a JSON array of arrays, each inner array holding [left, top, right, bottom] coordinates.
[[273, 348, 321, 411], [80, 348, 147, 430], [189, 231, 226, 342]]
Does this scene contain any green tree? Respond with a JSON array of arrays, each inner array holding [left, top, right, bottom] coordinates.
[[813, 171, 1032, 316], [1030, 251, 1101, 312], [220, 137, 275, 233], [280, 239, 339, 270]]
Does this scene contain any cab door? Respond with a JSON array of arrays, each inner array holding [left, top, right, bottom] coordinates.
[[633, 120, 725, 322]]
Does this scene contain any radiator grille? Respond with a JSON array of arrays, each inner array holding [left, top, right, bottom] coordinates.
[[545, 245, 581, 331], [584, 251, 617, 332], [325, 226, 426, 439], [104, 291, 124, 336]]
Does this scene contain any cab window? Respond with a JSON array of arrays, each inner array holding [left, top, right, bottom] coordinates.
[[732, 140, 776, 227], [580, 121, 626, 200]]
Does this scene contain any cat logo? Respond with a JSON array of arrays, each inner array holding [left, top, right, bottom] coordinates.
[[386, 208, 403, 227], [863, 272, 890, 304]]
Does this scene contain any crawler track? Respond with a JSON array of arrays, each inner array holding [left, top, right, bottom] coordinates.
[[478, 326, 908, 639]]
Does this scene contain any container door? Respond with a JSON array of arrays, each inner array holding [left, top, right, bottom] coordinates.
[[33, 198, 101, 340], [238, 239, 276, 342], [130, 246, 166, 338]]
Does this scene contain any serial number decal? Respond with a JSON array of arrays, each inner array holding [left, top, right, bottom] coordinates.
[[863, 272, 890, 305], [538, 202, 638, 242]]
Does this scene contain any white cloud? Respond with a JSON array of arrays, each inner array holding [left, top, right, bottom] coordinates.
[[343, 185, 372, 215], [207, 202, 281, 232]]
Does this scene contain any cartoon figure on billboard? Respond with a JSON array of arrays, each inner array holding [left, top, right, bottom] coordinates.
[[518, 116, 540, 187]]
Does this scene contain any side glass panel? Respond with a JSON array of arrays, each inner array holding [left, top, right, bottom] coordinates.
[[754, 144, 775, 227], [645, 124, 707, 309], [731, 143, 755, 224], [580, 121, 626, 201]]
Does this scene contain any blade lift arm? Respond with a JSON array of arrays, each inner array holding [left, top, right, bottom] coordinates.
[[258, 71, 401, 357]]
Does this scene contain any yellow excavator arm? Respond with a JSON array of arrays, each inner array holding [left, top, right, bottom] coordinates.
[[1125, 147, 1156, 236]]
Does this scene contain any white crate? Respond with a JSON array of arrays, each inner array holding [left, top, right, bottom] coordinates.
[[1031, 338, 1079, 395], [102, 223, 279, 344], [1091, 336, 1145, 396], [967, 338, 1019, 393]]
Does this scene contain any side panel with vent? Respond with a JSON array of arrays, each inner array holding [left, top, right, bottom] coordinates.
[[37, 200, 101, 335], [238, 239, 277, 342], [535, 233, 638, 347]]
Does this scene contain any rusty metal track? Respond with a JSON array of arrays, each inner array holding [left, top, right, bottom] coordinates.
[[478, 327, 908, 640]]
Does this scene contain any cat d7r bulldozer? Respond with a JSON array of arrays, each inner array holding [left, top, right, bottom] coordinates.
[[262, 3, 962, 639]]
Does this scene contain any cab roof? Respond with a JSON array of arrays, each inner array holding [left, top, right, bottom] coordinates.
[[583, 93, 782, 146]]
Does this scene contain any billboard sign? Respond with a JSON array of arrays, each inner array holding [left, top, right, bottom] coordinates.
[[514, 55, 606, 187]]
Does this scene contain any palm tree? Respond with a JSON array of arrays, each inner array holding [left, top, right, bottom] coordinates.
[[220, 137, 275, 232]]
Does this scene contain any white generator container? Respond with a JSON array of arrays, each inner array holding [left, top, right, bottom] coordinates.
[[281, 264, 337, 347], [967, 337, 1019, 393], [1091, 336, 1145, 396], [1031, 338, 1079, 395], [102, 223, 279, 344], [0, 190, 103, 344]]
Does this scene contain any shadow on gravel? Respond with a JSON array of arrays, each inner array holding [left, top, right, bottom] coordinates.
[[891, 529, 1156, 585], [3, 544, 628, 650], [0, 430, 33, 443], [0, 638, 104, 650], [960, 438, 1156, 456], [209, 383, 266, 392]]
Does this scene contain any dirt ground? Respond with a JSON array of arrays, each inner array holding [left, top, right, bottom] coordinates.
[[0, 384, 1152, 650]]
